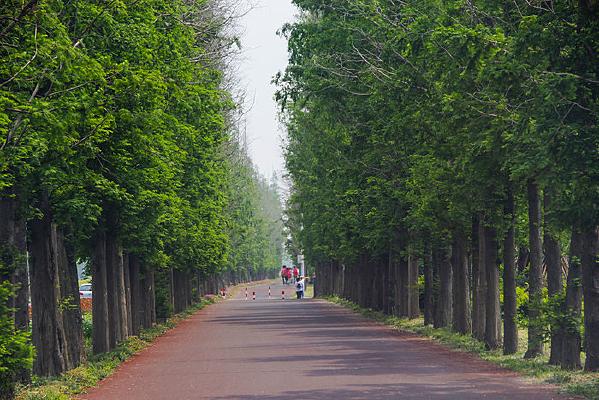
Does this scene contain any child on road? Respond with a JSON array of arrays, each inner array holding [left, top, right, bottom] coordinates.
[[295, 277, 305, 299]]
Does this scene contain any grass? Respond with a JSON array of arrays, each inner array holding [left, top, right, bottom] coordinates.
[[304, 283, 314, 299], [16, 297, 217, 400], [326, 296, 599, 400]]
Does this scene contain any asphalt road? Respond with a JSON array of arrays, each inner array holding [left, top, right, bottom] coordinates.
[[80, 281, 571, 399]]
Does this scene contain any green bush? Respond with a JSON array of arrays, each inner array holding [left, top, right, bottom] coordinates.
[[0, 281, 33, 400]]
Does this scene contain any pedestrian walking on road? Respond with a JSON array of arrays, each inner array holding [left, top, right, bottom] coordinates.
[[292, 265, 299, 284], [281, 265, 288, 284], [295, 277, 305, 299]]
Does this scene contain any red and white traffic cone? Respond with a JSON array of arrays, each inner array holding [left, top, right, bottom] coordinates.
[[281, 290, 285, 300], [245, 288, 248, 300], [252, 291, 256, 300], [268, 286, 271, 299]]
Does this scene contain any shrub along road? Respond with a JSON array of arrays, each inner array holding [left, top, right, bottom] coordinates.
[[80, 282, 573, 399]]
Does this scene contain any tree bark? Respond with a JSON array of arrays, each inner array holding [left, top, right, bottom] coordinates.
[[503, 188, 518, 355], [582, 225, 599, 371], [399, 254, 409, 317], [92, 228, 109, 355], [561, 228, 583, 369], [0, 191, 30, 384], [434, 244, 452, 328], [105, 232, 118, 349], [517, 246, 530, 274], [29, 194, 68, 376], [141, 265, 156, 329], [524, 180, 544, 358], [115, 245, 128, 341], [451, 230, 471, 334], [423, 242, 434, 325], [57, 227, 83, 368], [544, 191, 563, 365], [123, 253, 133, 336], [408, 253, 419, 319], [484, 225, 501, 350], [471, 216, 481, 339], [473, 218, 486, 341], [129, 255, 140, 335]]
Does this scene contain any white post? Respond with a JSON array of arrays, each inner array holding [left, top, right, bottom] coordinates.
[[298, 254, 305, 278]]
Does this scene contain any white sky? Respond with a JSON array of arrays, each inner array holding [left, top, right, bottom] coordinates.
[[238, 0, 297, 180]]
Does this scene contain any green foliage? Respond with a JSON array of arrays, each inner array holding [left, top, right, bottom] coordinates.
[[280, 0, 599, 262], [224, 142, 285, 279], [0, 282, 33, 400]]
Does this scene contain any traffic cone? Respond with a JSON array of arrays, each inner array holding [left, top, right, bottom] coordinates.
[[252, 291, 256, 300], [245, 288, 248, 300], [282, 290, 285, 300], [268, 286, 271, 299]]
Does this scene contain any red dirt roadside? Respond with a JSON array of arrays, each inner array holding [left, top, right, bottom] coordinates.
[[79, 282, 574, 399]]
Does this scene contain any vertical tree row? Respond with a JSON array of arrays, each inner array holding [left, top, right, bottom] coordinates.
[[280, 0, 598, 371], [0, 0, 284, 398]]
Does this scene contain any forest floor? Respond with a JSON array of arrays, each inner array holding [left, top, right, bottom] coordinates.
[[76, 282, 574, 399]]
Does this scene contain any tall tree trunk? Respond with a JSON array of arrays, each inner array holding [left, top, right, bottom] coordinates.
[[57, 227, 83, 368], [484, 225, 501, 350], [432, 243, 440, 327], [92, 228, 109, 355], [525, 180, 544, 358], [399, 255, 409, 317], [473, 218, 486, 341], [141, 265, 156, 329], [503, 188, 518, 355], [471, 216, 480, 338], [393, 255, 401, 317], [544, 192, 563, 365], [105, 232, 118, 349], [434, 244, 452, 328], [581, 225, 599, 371], [383, 252, 392, 314], [29, 194, 68, 376], [12, 216, 29, 334], [423, 241, 434, 325], [517, 246, 530, 274], [452, 230, 471, 334], [0, 192, 30, 385], [123, 253, 133, 336], [408, 253, 419, 319], [561, 228, 583, 369], [129, 254, 142, 336], [115, 244, 128, 341], [169, 268, 176, 315]]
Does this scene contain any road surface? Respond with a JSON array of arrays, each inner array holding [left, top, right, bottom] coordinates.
[[80, 281, 571, 399]]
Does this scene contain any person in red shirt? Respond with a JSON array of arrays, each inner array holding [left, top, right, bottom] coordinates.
[[292, 266, 299, 284], [281, 265, 288, 284]]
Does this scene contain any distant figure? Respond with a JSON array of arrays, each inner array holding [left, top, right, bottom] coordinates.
[[295, 277, 305, 299], [285, 267, 292, 284], [292, 266, 299, 283], [281, 265, 288, 284]]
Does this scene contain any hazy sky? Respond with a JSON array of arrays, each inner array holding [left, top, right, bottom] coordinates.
[[238, 0, 297, 180]]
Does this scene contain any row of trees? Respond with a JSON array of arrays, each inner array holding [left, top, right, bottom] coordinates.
[[0, 0, 284, 398], [279, 0, 598, 373]]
